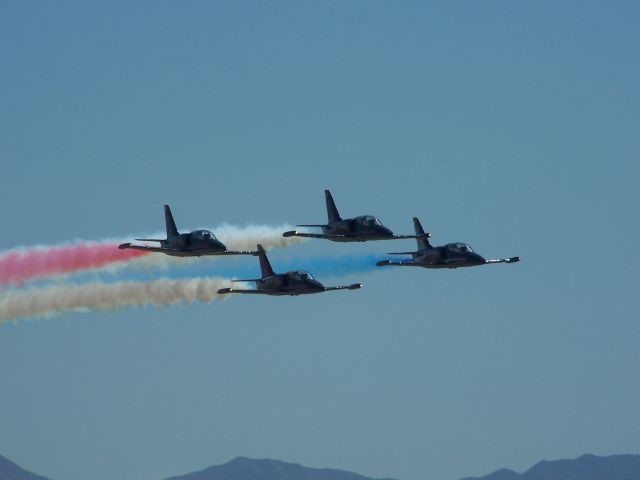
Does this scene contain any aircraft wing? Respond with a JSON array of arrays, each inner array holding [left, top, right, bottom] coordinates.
[[219, 250, 259, 256], [217, 288, 269, 295], [484, 256, 520, 264], [376, 260, 417, 267], [282, 230, 349, 240], [323, 283, 363, 292], [390, 233, 432, 240], [118, 243, 184, 254]]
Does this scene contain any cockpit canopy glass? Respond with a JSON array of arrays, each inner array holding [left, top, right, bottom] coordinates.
[[454, 243, 473, 253], [194, 230, 216, 240], [357, 215, 382, 226], [293, 270, 314, 281]]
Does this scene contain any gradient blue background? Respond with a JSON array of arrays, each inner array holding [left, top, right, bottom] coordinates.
[[1, 2, 639, 480]]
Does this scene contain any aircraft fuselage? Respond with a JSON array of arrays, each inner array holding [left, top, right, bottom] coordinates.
[[322, 216, 395, 242], [408, 244, 487, 269], [158, 232, 229, 256], [256, 272, 326, 295], [379, 243, 489, 269]]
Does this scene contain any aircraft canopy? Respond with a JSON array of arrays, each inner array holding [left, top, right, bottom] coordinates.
[[452, 243, 473, 253], [293, 270, 314, 281], [357, 215, 382, 226], [193, 230, 217, 240]]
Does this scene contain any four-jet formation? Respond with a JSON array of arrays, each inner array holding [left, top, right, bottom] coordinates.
[[376, 218, 520, 269], [118, 205, 257, 257], [217, 245, 362, 296], [283, 190, 430, 242], [117, 192, 520, 298]]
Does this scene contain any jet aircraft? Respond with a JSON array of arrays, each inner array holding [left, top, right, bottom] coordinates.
[[217, 244, 362, 296], [376, 217, 520, 269], [282, 190, 429, 242], [118, 205, 257, 257]]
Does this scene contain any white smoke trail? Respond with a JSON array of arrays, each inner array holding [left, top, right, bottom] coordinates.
[[116, 223, 307, 271], [215, 223, 307, 251], [0, 277, 241, 323], [0, 223, 307, 283]]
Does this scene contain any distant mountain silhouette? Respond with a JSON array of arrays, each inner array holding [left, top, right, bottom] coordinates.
[[1, 451, 639, 480], [164, 456, 396, 480], [461, 453, 640, 480], [0, 454, 51, 480]]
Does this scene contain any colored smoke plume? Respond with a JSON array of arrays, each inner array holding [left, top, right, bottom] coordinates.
[[0, 243, 148, 286], [0, 224, 306, 285], [0, 277, 237, 323]]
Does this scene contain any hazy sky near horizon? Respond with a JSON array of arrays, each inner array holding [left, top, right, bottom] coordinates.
[[1, 2, 639, 480]]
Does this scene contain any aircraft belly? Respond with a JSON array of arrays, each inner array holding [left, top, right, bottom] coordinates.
[[162, 250, 194, 257], [261, 289, 320, 296], [153, 247, 226, 257], [420, 262, 450, 269]]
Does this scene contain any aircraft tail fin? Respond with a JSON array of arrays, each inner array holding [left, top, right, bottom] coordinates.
[[413, 217, 432, 250], [256, 244, 275, 278], [164, 205, 179, 238], [325, 190, 342, 223]]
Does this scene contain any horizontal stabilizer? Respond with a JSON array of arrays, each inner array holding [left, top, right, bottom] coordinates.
[[296, 224, 327, 227], [387, 251, 416, 255], [134, 238, 164, 242], [231, 279, 261, 283]]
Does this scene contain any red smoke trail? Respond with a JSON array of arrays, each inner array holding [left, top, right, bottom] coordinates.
[[0, 243, 149, 286]]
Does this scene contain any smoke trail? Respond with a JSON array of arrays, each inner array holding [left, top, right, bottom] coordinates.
[[216, 223, 307, 251], [287, 253, 389, 278], [0, 251, 396, 323], [59, 252, 396, 287], [0, 277, 238, 323], [125, 223, 307, 271], [0, 224, 306, 286], [0, 243, 148, 286]]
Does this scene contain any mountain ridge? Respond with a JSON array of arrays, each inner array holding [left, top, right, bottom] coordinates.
[[163, 456, 397, 480], [1, 451, 639, 480], [461, 453, 640, 480], [0, 454, 51, 480]]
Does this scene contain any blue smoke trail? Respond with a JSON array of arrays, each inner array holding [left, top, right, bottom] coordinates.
[[25, 253, 406, 287]]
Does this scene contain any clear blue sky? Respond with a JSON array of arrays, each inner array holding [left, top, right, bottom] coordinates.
[[1, 2, 639, 480]]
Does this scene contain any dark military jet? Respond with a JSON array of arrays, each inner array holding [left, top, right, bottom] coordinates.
[[376, 217, 520, 269], [282, 190, 429, 242], [118, 205, 256, 257], [217, 244, 362, 296]]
